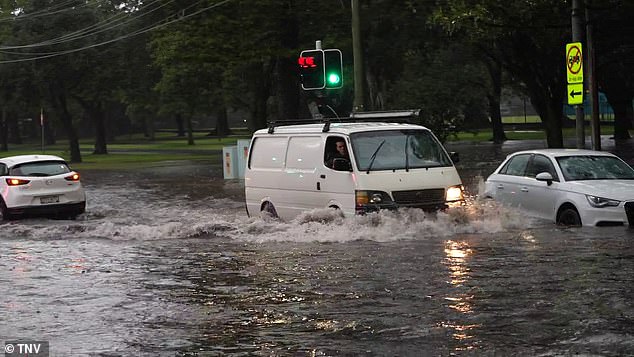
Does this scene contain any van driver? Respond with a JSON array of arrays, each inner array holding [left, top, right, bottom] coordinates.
[[326, 139, 350, 168]]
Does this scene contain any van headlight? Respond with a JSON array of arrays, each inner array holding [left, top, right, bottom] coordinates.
[[586, 195, 620, 208], [446, 185, 464, 202]]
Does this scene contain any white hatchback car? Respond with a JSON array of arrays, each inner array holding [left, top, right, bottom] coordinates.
[[0, 154, 86, 220], [484, 149, 634, 227]]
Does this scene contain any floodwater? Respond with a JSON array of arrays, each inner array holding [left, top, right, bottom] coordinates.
[[1, 138, 634, 356]]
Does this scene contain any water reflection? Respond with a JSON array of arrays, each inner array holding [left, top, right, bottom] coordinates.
[[444, 240, 472, 287], [442, 239, 480, 350]]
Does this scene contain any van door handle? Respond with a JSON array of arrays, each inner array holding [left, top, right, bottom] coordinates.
[[317, 182, 321, 191], [497, 184, 504, 190], [320, 174, 326, 179], [520, 187, 529, 192]]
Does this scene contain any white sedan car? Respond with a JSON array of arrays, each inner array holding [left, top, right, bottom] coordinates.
[[0, 154, 86, 220], [484, 149, 634, 227]]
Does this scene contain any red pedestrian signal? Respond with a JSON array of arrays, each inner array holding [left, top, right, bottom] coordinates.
[[299, 49, 325, 90]]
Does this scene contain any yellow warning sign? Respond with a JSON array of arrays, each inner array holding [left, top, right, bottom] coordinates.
[[566, 42, 583, 84], [567, 83, 584, 105]]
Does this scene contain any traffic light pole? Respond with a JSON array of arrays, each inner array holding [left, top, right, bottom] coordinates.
[[586, 2, 600, 150], [351, 0, 365, 112]]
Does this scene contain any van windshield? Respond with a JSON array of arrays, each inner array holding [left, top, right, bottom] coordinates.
[[350, 129, 453, 171]]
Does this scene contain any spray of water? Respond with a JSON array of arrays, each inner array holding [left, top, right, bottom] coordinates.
[[1, 181, 536, 242]]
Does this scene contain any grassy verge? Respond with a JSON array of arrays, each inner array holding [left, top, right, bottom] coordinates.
[[1, 134, 249, 170]]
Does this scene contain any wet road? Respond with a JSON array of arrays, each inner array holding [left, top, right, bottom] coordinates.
[[1, 138, 634, 356]]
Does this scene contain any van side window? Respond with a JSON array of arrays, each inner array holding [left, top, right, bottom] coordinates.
[[287, 136, 321, 170], [249, 137, 287, 170], [324, 136, 350, 170], [0, 164, 6, 176]]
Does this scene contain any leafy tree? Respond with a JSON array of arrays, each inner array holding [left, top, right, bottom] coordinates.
[[591, 0, 634, 140], [436, 0, 572, 148]]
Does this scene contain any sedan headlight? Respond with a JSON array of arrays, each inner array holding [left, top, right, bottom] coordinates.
[[586, 195, 620, 208], [446, 185, 464, 202]]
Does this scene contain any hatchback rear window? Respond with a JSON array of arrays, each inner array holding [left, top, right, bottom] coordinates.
[[9, 161, 71, 176]]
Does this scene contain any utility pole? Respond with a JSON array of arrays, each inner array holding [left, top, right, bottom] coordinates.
[[571, 0, 585, 149], [351, 0, 365, 112], [586, 1, 601, 150]]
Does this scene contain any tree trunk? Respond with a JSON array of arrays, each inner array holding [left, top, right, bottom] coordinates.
[[175, 114, 185, 136], [184, 114, 194, 145], [214, 105, 231, 137], [607, 95, 632, 140], [531, 92, 564, 148], [44, 113, 56, 145], [484, 59, 506, 144], [145, 116, 155, 141], [275, 57, 300, 120], [74, 97, 108, 154], [50, 87, 81, 163], [248, 62, 271, 132], [0, 107, 7, 151], [7, 114, 21, 145], [92, 103, 108, 154]]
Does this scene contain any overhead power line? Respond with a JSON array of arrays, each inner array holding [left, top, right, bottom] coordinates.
[[0, 0, 170, 49], [0, 0, 233, 63]]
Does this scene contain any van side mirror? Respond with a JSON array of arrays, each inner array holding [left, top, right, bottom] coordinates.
[[536, 172, 553, 186], [450, 152, 459, 163], [332, 158, 352, 171]]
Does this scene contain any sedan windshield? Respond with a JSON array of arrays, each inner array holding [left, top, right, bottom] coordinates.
[[9, 161, 71, 177], [351, 129, 452, 171], [556, 155, 634, 181]]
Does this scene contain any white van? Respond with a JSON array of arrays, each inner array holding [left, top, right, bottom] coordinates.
[[244, 112, 464, 220]]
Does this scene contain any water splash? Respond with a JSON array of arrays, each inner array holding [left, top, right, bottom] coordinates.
[[1, 185, 535, 242]]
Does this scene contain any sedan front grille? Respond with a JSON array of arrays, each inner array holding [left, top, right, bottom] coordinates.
[[391, 188, 446, 207]]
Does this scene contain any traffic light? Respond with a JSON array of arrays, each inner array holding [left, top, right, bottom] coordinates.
[[298, 49, 325, 90], [324, 49, 343, 89]]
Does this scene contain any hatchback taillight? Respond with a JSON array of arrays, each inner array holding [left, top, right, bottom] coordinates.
[[64, 173, 80, 182], [6, 178, 30, 186]]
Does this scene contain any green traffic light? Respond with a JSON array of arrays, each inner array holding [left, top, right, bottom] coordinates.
[[327, 73, 341, 85]]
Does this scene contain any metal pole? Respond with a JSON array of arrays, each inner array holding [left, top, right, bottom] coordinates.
[[351, 0, 365, 112], [40, 108, 44, 153], [586, 1, 601, 150], [572, 0, 585, 149]]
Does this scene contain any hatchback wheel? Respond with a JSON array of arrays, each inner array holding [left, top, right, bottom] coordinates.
[[0, 199, 9, 221], [558, 207, 582, 227]]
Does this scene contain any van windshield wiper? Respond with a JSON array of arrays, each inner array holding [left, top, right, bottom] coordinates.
[[366, 140, 386, 174]]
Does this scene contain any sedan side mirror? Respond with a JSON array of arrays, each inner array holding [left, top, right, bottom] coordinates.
[[450, 152, 460, 163], [536, 172, 554, 186]]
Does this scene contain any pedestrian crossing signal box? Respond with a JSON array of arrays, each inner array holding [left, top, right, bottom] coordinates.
[[299, 49, 325, 90]]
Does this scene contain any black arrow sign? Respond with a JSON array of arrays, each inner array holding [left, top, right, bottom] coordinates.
[[570, 89, 582, 98]]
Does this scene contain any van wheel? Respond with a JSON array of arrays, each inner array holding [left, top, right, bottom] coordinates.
[[261, 202, 279, 220], [557, 206, 582, 227], [329, 206, 345, 218]]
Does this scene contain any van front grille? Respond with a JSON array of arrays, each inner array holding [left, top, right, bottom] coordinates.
[[625, 202, 634, 226], [391, 188, 445, 206]]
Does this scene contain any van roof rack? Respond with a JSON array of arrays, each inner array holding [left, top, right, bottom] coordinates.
[[348, 109, 420, 121], [267, 109, 420, 133]]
